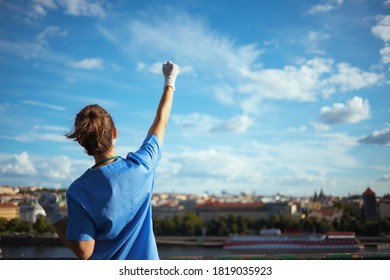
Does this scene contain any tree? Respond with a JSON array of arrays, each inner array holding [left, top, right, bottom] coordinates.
[[162, 217, 177, 235], [318, 219, 332, 233], [183, 212, 203, 236], [5, 218, 32, 234], [227, 214, 238, 234], [363, 220, 379, 236], [33, 215, 55, 234], [216, 217, 229, 236], [0, 217, 8, 232], [379, 218, 390, 235]]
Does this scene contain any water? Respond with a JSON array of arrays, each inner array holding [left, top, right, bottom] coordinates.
[[1, 244, 387, 259], [1, 245, 76, 259], [0, 244, 232, 259]]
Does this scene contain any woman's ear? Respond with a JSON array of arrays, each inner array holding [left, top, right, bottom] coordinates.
[[113, 127, 118, 139], [112, 127, 118, 146]]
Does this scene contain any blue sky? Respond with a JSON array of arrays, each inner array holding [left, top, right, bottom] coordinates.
[[0, 0, 389, 197]]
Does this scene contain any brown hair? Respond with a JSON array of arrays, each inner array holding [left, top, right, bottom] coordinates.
[[66, 104, 115, 156]]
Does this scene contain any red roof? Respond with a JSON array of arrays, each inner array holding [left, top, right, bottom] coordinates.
[[0, 203, 18, 208], [197, 200, 264, 208], [363, 187, 375, 196]]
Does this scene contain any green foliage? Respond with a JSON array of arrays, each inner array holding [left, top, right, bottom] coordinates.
[[0, 216, 54, 235], [154, 213, 267, 236], [152, 210, 390, 237], [0, 217, 8, 232], [4, 218, 33, 234], [33, 215, 55, 234]]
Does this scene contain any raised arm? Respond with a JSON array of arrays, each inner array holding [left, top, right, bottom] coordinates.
[[147, 61, 179, 145]]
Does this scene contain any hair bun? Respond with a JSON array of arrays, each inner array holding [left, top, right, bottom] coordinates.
[[87, 110, 99, 120], [65, 104, 115, 156]]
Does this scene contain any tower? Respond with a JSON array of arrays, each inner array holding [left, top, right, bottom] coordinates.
[[362, 187, 377, 220]]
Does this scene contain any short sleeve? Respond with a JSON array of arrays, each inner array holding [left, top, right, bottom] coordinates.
[[126, 134, 162, 170], [66, 194, 96, 241]]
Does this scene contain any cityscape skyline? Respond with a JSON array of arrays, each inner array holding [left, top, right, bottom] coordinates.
[[0, 1, 389, 197], [0, 184, 388, 199]]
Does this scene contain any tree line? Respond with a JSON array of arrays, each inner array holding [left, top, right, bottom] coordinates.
[[0, 215, 55, 235], [153, 212, 390, 237], [1, 212, 389, 237]]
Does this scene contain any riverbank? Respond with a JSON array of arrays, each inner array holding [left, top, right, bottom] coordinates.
[[2, 234, 390, 250], [1, 236, 390, 260], [0, 235, 63, 246], [156, 236, 225, 247], [0, 235, 226, 247]]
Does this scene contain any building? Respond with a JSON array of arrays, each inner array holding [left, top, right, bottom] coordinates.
[[362, 187, 378, 220], [379, 195, 390, 219], [19, 199, 45, 223], [266, 201, 290, 217], [0, 186, 19, 194], [307, 208, 343, 223], [153, 202, 185, 219], [0, 203, 20, 220], [197, 200, 269, 221]]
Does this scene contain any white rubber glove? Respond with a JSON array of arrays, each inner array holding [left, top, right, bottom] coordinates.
[[162, 61, 179, 90], [38, 192, 64, 224]]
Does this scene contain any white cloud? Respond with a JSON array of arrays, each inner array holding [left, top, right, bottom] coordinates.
[[0, 26, 67, 60], [238, 58, 380, 108], [371, 15, 390, 65], [0, 152, 37, 176], [31, 0, 58, 17], [33, 125, 67, 132], [136, 62, 146, 71], [158, 148, 263, 187], [5, 133, 66, 143], [149, 62, 162, 74], [172, 113, 218, 130], [320, 96, 371, 125], [156, 132, 359, 194], [34, 0, 58, 9], [359, 127, 390, 145], [266, 132, 359, 173], [68, 58, 104, 69], [173, 113, 253, 134], [311, 122, 330, 132], [98, 11, 382, 115], [380, 46, 390, 64], [0, 152, 91, 188], [288, 125, 307, 133], [20, 100, 66, 111], [36, 26, 67, 44], [98, 12, 262, 82], [213, 84, 236, 106], [372, 15, 390, 42], [328, 63, 382, 92], [378, 174, 390, 182], [308, 0, 344, 14], [305, 31, 331, 54], [238, 58, 334, 103], [36, 156, 72, 179], [0, 152, 93, 188], [210, 115, 253, 134], [58, 0, 106, 18], [31, 0, 106, 18]]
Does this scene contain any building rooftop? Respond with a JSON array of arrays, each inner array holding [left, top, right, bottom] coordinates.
[[363, 187, 376, 196]]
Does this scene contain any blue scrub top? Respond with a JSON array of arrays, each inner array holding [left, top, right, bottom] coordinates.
[[66, 134, 161, 259]]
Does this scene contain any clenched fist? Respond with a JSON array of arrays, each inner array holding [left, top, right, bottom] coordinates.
[[162, 61, 179, 90], [38, 192, 64, 224]]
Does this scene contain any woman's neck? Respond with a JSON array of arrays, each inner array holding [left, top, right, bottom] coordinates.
[[92, 149, 117, 168]]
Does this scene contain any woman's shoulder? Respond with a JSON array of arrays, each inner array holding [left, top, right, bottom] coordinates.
[[67, 170, 91, 195]]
